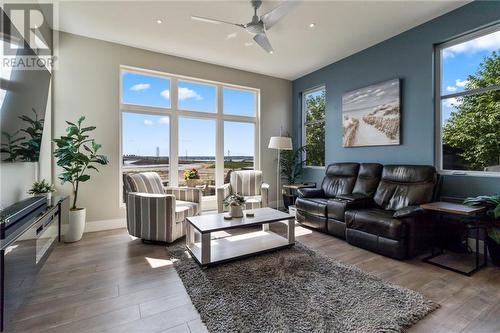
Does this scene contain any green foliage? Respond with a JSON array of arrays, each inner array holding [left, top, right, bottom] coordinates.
[[443, 51, 500, 170], [280, 145, 306, 184], [305, 90, 325, 166], [1, 131, 25, 161], [53, 116, 109, 210], [28, 179, 55, 195], [464, 194, 500, 244], [223, 193, 245, 207], [1, 109, 44, 162]]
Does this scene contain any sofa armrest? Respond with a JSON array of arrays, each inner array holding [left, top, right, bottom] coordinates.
[[261, 183, 269, 208], [393, 206, 425, 219], [216, 183, 231, 213], [336, 193, 370, 202], [297, 188, 324, 198]]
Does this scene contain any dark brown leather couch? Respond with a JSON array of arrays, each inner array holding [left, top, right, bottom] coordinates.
[[296, 163, 438, 259]]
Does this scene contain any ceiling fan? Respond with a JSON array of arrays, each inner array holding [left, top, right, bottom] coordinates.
[[191, 0, 299, 54]]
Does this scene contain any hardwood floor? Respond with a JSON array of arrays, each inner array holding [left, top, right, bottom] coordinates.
[[6, 224, 500, 333]]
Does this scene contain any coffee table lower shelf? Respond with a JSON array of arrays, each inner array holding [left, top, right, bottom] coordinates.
[[186, 227, 294, 266]]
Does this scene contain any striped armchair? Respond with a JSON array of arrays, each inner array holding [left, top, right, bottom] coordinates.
[[123, 172, 202, 243], [217, 170, 269, 213]]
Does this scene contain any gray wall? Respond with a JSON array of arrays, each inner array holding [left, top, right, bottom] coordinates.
[[292, 1, 500, 198], [53, 32, 292, 222]]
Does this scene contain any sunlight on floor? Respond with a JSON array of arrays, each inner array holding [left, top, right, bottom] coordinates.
[[295, 225, 313, 236], [145, 256, 176, 268]]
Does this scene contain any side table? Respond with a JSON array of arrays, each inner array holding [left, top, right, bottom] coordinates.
[[420, 201, 488, 276], [282, 183, 316, 209]]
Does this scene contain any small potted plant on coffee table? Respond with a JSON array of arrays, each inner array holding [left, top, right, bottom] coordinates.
[[464, 195, 500, 266], [28, 179, 55, 203], [184, 168, 200, 187], [224, 193, 246, 218]]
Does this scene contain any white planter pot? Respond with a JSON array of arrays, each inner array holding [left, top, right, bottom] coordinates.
[[230, 205, 243, 218], [65, 208, 86, 243]]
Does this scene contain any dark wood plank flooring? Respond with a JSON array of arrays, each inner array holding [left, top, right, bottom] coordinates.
[[6, 224, 500, 333]]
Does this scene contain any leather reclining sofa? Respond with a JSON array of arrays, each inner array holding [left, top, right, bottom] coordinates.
[[296, 163, 438, 259]]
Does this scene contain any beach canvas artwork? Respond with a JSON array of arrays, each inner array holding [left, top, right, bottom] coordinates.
[[342, 79, 400, 147]]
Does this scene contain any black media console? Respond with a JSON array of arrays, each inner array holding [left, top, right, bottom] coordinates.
[[0, 196, 69, 331]]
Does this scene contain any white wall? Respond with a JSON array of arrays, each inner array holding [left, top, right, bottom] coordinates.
[[53, 32, 292, 223]]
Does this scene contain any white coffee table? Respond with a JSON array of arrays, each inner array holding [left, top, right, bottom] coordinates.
[[185, 207, 295, 266]]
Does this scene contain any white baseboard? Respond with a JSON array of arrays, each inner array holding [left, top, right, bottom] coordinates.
[[62, 218, 126, 235]]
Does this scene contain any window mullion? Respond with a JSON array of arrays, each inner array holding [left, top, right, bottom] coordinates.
[[216, 85, 224, 188], [170, 78, 179, 186]]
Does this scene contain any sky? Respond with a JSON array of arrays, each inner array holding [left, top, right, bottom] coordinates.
[[342, 79, 399, 114], [440, 29, 499, 124], [121, 72, 256, 157]]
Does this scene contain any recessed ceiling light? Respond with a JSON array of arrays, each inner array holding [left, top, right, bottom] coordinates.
[[309, 23, 316, 28], [269, 50, 274, 54], [156, 19, 163, 24]]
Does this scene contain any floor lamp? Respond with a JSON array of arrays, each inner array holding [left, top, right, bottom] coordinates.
[[268, 136, 292, 210]]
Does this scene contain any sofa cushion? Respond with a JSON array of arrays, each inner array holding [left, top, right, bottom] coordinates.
[[321, 163, 360, 198], [374, 165, 437, 211], [352, 163, 383, 196], [345, 208, 406, 240], [296, 197, 329, 217]]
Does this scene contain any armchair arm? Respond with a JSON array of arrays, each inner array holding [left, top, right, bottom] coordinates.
[[125, 192, 176, 240], [297, 188, 324, 198], [261, 183, 270, 208], [393, 205, 425, 219], [217, 183, 231, 213], [165, 187, 202, 204]]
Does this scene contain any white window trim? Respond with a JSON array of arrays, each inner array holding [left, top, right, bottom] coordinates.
[[119, 65, 261, 209], [435, 23, 500, 177], [302, 85, 326, 168]]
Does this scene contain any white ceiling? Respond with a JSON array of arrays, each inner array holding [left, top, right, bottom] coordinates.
[[56, 0, 468, 80]]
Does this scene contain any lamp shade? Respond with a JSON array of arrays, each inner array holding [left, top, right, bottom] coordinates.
[[268, 136, 293, 150]]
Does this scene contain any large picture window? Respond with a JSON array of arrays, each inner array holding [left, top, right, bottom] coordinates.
[[302, 87, 326, 167], [122, 112, 170, 183], [120, 67, 259, 206], [436, 26, 500, 175]]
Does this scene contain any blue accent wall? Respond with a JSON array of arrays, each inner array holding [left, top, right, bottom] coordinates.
[[292, 1, 500, 198]]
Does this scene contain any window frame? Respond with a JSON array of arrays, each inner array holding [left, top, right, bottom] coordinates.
[[119, 65, 260, 208], [435, 24, 500, 177], [301, 85, 326, 168]]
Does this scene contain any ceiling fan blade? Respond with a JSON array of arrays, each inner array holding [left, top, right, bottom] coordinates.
[[261, 0, 300, 30], [191, 15, 245, 29], [253, 33, 274, 54]]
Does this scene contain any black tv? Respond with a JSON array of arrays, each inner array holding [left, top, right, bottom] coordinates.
[[0, 18, 51, 163]]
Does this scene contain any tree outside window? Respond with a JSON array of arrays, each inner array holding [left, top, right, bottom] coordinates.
[[303, 88, 326, 167], [439, 28, 500, 173]]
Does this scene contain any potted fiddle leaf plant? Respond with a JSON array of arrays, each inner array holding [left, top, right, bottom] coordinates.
[[54, 116, 108, 243], [224, 193, 246, 218], [464, 195, 500, 266]]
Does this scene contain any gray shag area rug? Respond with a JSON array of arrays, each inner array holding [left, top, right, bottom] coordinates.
[[167, 243, 438, 333]]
